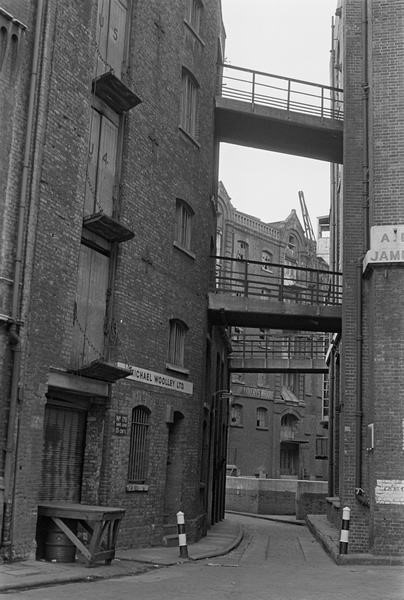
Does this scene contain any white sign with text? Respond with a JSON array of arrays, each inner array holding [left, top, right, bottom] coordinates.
[[117, 363, 193, 395], [364, 224, 404, 269]]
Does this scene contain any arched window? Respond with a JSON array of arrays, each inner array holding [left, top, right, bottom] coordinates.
[[168, 319, 188, 368], [128, 406, 150, 483], [280, 413, 298, 441], [256, 407, 268, 429], [230, 403, 243, 427]]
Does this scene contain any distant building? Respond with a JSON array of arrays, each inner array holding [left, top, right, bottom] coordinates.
[[317, 215, 330, 264], [217, 183, 328, 481]]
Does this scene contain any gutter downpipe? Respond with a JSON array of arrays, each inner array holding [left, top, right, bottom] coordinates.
[[355, 0, 370, 508], [327, 15, 336, 500], [2, 0, 45, 553]]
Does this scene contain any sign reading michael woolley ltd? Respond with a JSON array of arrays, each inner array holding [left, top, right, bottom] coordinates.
[[363, 224, 404, 270], [117, 363, 193, 395]]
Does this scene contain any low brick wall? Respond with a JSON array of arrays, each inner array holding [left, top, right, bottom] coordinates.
[[295, 481, 329, 520], [226, 477, 328, 518], [326, 496, 341, 528]]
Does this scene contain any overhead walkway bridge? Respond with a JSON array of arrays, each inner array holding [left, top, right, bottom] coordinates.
[[215, 64, 343, 163], [208, 257, 342, 333], [229, 332, 328, 374]]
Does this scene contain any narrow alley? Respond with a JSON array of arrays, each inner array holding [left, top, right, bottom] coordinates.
[[1, 515, 403, 600]]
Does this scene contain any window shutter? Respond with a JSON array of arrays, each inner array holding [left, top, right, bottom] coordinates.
[[97, 114, 118, 215], [40, 404, 87, 502], [108, 0, 127, 76], [96, 0, 109, 76], [72, 245, 109, 366], [85, 108, 101, 215]]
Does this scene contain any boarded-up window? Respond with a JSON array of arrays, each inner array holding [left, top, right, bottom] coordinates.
[[72, 243, 109, 367], [85, 107, 118, 216], [128, 406, 150, 483], [180, 69, 198, 138], [168, 319, 187, 368], [40, 404, 87, 502], [96, 0, 128, 77]]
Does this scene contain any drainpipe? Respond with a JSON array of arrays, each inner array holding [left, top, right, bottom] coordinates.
[[2, 0, 46, 552], [355, 0, 370, 507], [328, 351, 335, 498]]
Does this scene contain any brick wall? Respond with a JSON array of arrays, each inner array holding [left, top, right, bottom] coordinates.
[[341, 0, 404, 554], [1, 0, 226, 558]]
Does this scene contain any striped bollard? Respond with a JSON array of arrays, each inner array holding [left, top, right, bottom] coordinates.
[[176, 511, 188, 559], [339, 506, 350, 554]]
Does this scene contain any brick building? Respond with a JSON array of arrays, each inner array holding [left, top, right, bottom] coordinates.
[[327, 0, 404, 555], [0, 0, 229, 560], [217, 183, 329, 482]]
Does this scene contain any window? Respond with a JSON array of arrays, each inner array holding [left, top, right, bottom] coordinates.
[[261, 250, 273, 271], [236, 240, 248, 260], [186, 0, 202, 34], [322, 373, 329, 421], [175, 199, 193, 251], [280, 413, 298, 441], [168, 319, 188, 368], [287, 234, 297, 253], [128, 406, 150, 483], [284, 259, 297, 286], [230, 403, 243, 427], [85, 104, 119, 216], [315, 437, 328, 459], [256, 407, 268, 429], [180, 69, 198, 139]]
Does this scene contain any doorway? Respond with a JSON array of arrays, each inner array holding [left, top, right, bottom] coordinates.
[[164, 411, 185, 521]]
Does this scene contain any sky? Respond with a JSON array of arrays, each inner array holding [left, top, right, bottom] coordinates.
[[219, 0, 337, 234]]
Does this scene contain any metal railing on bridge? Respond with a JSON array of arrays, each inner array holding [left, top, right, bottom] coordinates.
[[218, 64, 343, 121], [213, 256, 342, 307], [230, 332, 328, 362]]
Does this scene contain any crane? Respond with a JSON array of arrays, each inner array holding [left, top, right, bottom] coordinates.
[[298, 190, 316, 242]]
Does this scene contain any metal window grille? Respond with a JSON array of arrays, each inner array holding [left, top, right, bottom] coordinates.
[[168, 320, 187, 367], [128, 406, 150, 483]]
